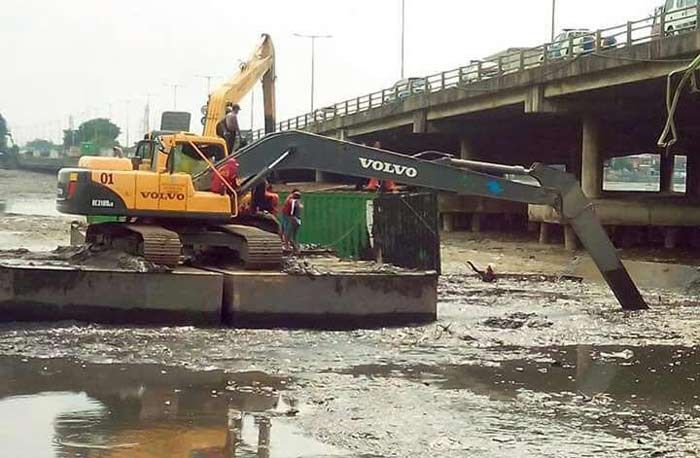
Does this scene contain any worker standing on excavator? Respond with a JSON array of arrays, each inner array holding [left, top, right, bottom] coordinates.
[[216, 104, 242, 153]]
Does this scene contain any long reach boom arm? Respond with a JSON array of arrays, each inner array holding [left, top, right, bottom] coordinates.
[[202, 34, 276, 136], [198, 131, 647, 311]]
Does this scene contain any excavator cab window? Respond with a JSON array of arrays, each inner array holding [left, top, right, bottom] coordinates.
[[170, 142, 225, 176], [134, 140, 156, 171]]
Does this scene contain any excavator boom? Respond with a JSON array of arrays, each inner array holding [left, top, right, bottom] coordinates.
[[195, 131, 647, 311], [202, 34, 276, 137]]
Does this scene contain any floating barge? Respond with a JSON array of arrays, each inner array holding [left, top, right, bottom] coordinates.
[[0, 255, 437, 328]]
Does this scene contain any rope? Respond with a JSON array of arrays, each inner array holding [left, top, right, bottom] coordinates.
[[186, 140, 239, 217], [398, 195, 439, 240]]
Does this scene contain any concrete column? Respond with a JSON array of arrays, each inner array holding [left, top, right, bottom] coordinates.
[[659, 153, 675, 193], [539, 223, 551, 245], [442, 213, 455, 232], [581, 116, 603, 199], [413, 111, 427, 134], [687, 153, 700, 198], [470, 214, 482, 233], [564, 225, 578, 251], [460, 136, 475, 160], [664, 228, 679, 249]]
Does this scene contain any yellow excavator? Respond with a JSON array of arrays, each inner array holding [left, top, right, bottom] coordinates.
[[57, 34, 282, 269]]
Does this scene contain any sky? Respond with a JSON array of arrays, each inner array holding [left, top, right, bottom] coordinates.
[[1, 0, 662, 145]]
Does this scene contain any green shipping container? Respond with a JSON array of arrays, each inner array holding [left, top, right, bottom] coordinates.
[[279, 191, 375, 259]]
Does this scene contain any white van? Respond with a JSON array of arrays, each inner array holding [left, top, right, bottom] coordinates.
[[662, 0, 698, 34]]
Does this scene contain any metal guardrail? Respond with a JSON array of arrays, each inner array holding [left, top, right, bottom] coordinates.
[[252, 6, 700, 141]]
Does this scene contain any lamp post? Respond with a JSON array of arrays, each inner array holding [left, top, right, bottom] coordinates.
[[551, 0, 557, 41], [401, 0, 406, 79], [294, 33, 332, 112], [195, 74, 219, 96], [164, 83, 181, 109], [124, 99, 131, 147]]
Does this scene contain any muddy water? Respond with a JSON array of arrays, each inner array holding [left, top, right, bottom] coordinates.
[[0, 169, 59, 216], [0, 169, 72, 251], [0, 356, 346, 457]]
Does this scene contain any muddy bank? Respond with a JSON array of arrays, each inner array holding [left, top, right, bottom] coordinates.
[[0, 213, 72, 251]]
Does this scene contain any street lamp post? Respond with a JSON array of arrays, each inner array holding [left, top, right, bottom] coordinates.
[[125, 100, 131, 147], [551, 0, 557, 41], [401, 0, 406, 79], [195, 74, 218, 96], [164, 83, 181, 110], [294, 33, 332, 113]]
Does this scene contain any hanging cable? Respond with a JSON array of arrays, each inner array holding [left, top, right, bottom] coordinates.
[[657, 53, 700, 150]]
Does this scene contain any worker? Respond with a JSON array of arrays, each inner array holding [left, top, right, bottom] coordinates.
[[280, 190, 303, 255], [467, 261, 496, 283], [210, 158, 240, 215], [264, 182, 280, 214], [221, 104, 242, 153], [112, 146, 124, 158], [364, 141, 397, 192]]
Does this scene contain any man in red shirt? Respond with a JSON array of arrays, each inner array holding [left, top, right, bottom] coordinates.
[[210, 158, 240, 214]]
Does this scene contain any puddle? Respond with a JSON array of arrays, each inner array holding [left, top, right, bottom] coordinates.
[[335, 345, 700, 444], [0, 357, 347, 457]]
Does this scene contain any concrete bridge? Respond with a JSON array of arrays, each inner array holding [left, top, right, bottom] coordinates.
[[260, 10, 700, 250]]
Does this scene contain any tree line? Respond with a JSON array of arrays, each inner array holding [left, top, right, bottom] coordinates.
[[0, 113, 121, 153]]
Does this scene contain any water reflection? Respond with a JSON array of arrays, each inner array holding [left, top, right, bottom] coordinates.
[[339, 345, 700, 438], [0, 357, 343, 457]]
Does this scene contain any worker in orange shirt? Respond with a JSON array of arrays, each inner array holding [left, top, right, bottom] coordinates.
[[210, 158, 240, 215]]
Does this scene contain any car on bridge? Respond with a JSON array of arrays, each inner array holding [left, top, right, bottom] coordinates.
[[384, 77, 431, 103], [658, 0, 698, 35], [460, 48, 543, 84], [545, 29, 617, 60], [313, 106, 337, 122]]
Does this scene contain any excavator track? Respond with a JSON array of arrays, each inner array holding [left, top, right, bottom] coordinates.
[[217, 224, 283, 269], [86, 223, 182, 267], [126, 225, 183, 267]]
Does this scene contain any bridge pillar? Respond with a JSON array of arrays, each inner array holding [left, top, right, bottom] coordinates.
[[581, 116, 603, 199], [659, 152, 675, 193], [687, 153, 700, 198], [413, 111, 428, 134], [459, 136, 476, 160]]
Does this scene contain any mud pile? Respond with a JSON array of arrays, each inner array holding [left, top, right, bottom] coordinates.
[[0, 244, 169, 273], [282, 254, 415, 276]]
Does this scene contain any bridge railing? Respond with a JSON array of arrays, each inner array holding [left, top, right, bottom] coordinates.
[[250, 6, 699, 141]]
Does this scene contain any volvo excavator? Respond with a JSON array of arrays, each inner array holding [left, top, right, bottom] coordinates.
[[57, 34, 281, 269], [55, 37, 647, 311], [58, 127, 648, 311]]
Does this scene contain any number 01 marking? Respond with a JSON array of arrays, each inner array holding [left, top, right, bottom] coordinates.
[[100, 173, 114, 185]]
